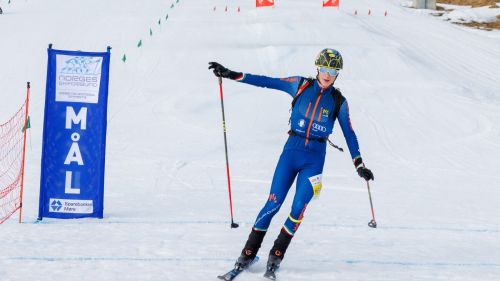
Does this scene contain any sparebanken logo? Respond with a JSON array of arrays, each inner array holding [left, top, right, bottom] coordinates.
[[60, 56, 102, 75], [50, 200, 62, 211]]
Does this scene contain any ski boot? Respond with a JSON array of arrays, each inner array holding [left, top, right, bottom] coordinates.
[[264, 253, 282, 280], [234, 228, 266, 270], [263, 228, 293, 280], [234, 250, 256, 270]]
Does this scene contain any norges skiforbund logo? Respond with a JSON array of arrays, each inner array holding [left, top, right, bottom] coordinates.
[[58, 56, 102, 88], [60, 56, 102, 75], [55, 54, 103, 103]]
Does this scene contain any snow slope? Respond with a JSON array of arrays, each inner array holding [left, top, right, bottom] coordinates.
[[1, 0, 500, 280]]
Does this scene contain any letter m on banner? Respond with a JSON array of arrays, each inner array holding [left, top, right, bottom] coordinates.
[[256, 0, 274, 8], [323, 0, 339, 7], [38, 46, 111, 220]]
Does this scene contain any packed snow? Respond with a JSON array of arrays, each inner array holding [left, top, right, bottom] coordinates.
[[438, 3, 500, 24], [1, 0, 499, 280]]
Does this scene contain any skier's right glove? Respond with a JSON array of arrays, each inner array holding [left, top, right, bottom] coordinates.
[[354, 157, 374, 181], [208, 62, 243, 80]]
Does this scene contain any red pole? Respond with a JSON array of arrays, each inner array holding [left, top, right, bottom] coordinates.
[[218, 77, 239, 229], [19, 82, 30, 223]]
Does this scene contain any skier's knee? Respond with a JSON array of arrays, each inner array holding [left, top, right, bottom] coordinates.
[[290, 201, 308, 217], [264, 192, 284, 210]]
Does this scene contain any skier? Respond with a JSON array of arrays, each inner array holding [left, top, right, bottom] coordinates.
[[209, 48, 374, 280], [0, 6, 3, 14]]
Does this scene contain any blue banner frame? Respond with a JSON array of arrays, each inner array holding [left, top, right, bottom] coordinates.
[[38, 46, 111, 219]]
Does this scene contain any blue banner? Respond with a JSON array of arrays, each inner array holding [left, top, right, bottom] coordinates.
[[38, 47, 111, 219]]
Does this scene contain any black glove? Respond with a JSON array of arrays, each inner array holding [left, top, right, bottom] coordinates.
[[208, 62, 242, 80], [357, 167, 374, 181], [354, 157, 374, 181]]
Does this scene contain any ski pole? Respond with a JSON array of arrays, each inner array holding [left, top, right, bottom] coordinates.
[[366, 180, 377, 228], [217, 77, 239, 229], [327, 138, 344, 152]]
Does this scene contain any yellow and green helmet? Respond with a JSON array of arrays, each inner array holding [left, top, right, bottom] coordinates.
[[315, 48, 343, 70]]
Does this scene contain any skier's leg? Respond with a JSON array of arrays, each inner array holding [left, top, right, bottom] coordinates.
[[281, 167, 320, 236], [236, 150, 298, 267], [267, 152, 325, 268], [253, 150, 298, 231]]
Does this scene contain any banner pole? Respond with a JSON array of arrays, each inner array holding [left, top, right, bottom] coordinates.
[[19, 82, 31, 223]]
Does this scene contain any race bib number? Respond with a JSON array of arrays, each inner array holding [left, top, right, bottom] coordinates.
[[308, 174, 323, 198]]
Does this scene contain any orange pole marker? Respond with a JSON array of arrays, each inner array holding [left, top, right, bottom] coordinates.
[[18, 82, 30, 223]]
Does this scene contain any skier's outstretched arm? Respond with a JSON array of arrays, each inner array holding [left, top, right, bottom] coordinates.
[[337, 100, 374, 181], [208, 62, 300, 97]]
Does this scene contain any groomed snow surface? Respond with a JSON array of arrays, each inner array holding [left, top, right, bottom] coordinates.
[[1, 0, 499, 280]]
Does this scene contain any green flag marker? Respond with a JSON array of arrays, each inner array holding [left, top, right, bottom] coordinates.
[[166, 14, 169, 20], [22, 116, 31, 133], [158, 18, 161, 25], [122, 54, 127, 62], [150, 28, 153, 36], [137, 40, 142, 47]]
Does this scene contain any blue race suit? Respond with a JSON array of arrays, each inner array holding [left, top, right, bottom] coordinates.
[[236, 73, 362, 236]]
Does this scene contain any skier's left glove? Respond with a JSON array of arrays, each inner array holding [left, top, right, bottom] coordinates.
[[208, 62, 243, 80], [354, 157, 374, 181]]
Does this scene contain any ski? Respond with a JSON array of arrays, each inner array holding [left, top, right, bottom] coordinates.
[[217, 256, 259, 281]]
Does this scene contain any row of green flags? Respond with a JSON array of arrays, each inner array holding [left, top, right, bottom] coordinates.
[[122, 0, 179, 63]]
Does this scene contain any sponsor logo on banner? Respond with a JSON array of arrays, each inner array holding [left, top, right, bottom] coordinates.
[[49, 198, 93, 214], [51, 200, 63, 211], [56, 55, 103, 104], [308, 174, 323, 197]]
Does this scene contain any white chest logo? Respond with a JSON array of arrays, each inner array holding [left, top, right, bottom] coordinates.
[[298, 119, 305, 128]]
